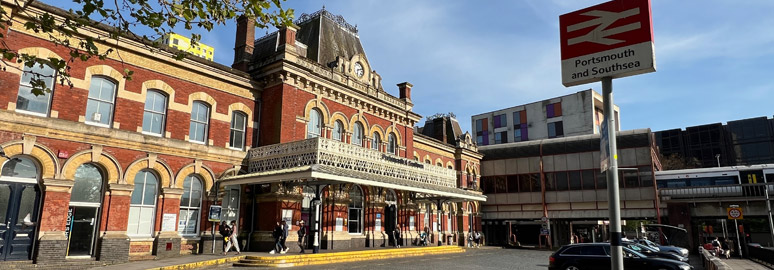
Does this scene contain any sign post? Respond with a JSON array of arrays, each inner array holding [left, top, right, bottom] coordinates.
[[560, 0, 655, 269], [728, 205, 743, 258], [208, 205, 222, 254]]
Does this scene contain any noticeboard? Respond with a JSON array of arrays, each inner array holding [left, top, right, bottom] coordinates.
[[208, 205, 222, 222]]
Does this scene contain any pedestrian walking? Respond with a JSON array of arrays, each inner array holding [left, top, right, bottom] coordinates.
[[281, 220, 289, 254], [224, 220, 241, 255], [392, 225, 402, 248], [270, 221, 282, 254], [219, 220, 231, 253], [297, 220, 307, 253], [474, 231, 481, 248]]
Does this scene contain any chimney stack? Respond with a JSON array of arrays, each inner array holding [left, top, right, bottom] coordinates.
[[397, 82, 413, 100], [232, 15, 255, 71], [278, 24, 299, 50]]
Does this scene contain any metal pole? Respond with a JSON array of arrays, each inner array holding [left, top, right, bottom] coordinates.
[[313, 184, 321, 253], [603, 77, 624, 270], [764, 176, 774, 247], [734, 218, 742, 258]]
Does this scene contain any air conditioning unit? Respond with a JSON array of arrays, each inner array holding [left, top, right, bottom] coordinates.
[[92, 112, 101, 122]]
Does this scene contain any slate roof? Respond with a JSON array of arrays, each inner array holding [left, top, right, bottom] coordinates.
[[252, 9, 368, 66]]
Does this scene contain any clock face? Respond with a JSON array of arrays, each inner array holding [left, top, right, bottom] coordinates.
[[354, 62, 364, 77]]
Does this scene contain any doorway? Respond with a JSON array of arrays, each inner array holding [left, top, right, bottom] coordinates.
[[66, 206, 99, 256], [0, 182, 41, 261]]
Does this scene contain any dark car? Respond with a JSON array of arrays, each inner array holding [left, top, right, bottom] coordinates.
[[634, 238, 689, 257], [622, 241, 689, 263], [548, 243, 693, 270]]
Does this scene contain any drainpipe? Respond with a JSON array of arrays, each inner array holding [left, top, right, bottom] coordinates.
[[539, 141, 551, 249], [246, 184, 256, 250]]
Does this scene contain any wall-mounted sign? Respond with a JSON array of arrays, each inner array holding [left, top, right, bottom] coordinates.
[[162, 213, 177, 232], [208, 205, 222, 222]]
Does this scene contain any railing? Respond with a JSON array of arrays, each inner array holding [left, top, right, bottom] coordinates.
[[659, 183, 774, 200], [698, 247, 731, 270], [747, 244, 774, 268], [247, 137, 458, 188]]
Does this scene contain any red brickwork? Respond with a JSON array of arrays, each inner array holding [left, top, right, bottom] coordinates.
[[39, 191, 70, 232]]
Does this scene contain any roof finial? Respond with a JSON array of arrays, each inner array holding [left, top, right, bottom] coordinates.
[[322, 5, 326, 11]]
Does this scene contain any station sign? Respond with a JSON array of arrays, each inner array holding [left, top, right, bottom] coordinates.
[[208, 205, 222, 222], [560, 0, 656, 86]]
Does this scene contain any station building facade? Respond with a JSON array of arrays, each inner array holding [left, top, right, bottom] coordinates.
[[0, 2, 484, 265]]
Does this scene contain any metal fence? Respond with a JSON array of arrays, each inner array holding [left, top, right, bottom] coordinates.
[[747, 245, 774, 268]]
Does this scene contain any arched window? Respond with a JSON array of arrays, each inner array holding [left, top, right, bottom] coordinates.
[[307, 109, 322, 138], [348, 185, 363, 234], [189, 101, 210, 143], [16, 63, 56, 116], [332, 120, 344, 142], [85, 76, 117, 126], [71, 164, 103, 204], [229, 111, 247, 150], [371, 132, 381, 151], [1, 156, 38, 181], [142, 90, 168, 135], [385, 189, 396, 205], [179, 175, 203, 235], [128, 170, 158, 237], [352, 122, 364, 147], [387, 133, 397, 155]]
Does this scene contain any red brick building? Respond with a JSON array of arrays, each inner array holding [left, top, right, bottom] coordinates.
[[0, 2, 484, 265]]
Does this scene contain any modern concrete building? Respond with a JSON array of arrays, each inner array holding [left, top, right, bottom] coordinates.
[[655, 116, 774, 168], [470, 89, 620, 146]]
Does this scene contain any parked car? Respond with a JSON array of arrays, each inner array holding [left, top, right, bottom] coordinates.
[[548, 243, 692, 270], [634, 238, 689, 257], [622, 241, 689, 263]]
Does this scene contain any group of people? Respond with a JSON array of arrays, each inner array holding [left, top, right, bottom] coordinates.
[[219, 220, 241, 255], [270, 219, 309, 254]]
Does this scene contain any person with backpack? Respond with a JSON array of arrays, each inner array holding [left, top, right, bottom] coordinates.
[[473, 231, 482, 248], [297, 220, 307, 253]]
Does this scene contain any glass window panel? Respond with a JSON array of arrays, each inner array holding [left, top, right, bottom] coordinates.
[[518, 175, 531, 192], [16, 186, 37, 225], [506, 175, 519, 193], [624, 170, 639, 188], [545, 173, 556, 191], [555, 172, 568, 191], [16, 85, 52, 115], [639, 166, 653, 187], [101, 80, 115, 100], [127, 206, 141, 234], [143, 176, 157, 206], [493, 176, 507, 193], [138, 207, 154, 236], [0, 184, 8, 222], [333, 121, 343, 141], [88, 78, 103, 99], [597, 171, 607, 189], [71, 164, 103, 203], [1, 157, 38, 179], [372, 133, 380, 150], [353, 123, 363, 146], [582, 170, 596, 190], [569, 171, 582, 190]]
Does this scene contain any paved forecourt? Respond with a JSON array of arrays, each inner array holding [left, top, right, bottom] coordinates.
[[231, 248, 554, 270]]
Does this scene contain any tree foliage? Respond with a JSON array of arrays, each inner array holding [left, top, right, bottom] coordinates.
[[0, 0, 294, 96], [659, 153, 701, 170]]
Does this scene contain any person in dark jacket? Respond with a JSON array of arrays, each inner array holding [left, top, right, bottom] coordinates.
[[270, 221, 282, 254], [280, 220, 289, 253], [297, 220, 307, 253]]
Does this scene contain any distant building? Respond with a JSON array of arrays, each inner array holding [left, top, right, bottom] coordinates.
[[157, 33, 215, 60], [470, 89, 620, 146], [654, 116, 774, 168]]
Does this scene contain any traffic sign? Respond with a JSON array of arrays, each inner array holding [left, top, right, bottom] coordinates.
[[727, 207, 744, 220], [540, 228, 550, 235], [559, 0, 656, 86]]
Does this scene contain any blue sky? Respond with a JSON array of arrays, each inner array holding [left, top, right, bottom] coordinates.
[[43, 0, 774, 134]]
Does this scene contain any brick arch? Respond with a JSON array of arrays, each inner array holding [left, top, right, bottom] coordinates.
[[85, 65, 126, 88], [413, 151, 420, 161], [329, 112, 350, 130], [424, 155, 432, 164], [174, 163, 214, 191], [348, 113, 370, 133], [124, 158, 172, 187], [303, 99, 330, 126], [435, 158, 444, 167], [16, 47, 64, 68], [384, 125, 402, 147], [228, 102, 254, 128], [446, 161, 454, 169], [61, 150, 122, 184], [368, 124, 385, 141], [0, 141, 59, 180], [140, 80, 176, 103], [188, 91, 217, 112]]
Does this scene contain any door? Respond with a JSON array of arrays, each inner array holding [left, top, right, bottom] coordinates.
[[385, 205, 396, 245], [0, 182, 41, 261], [66, 206, 99, 256]]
